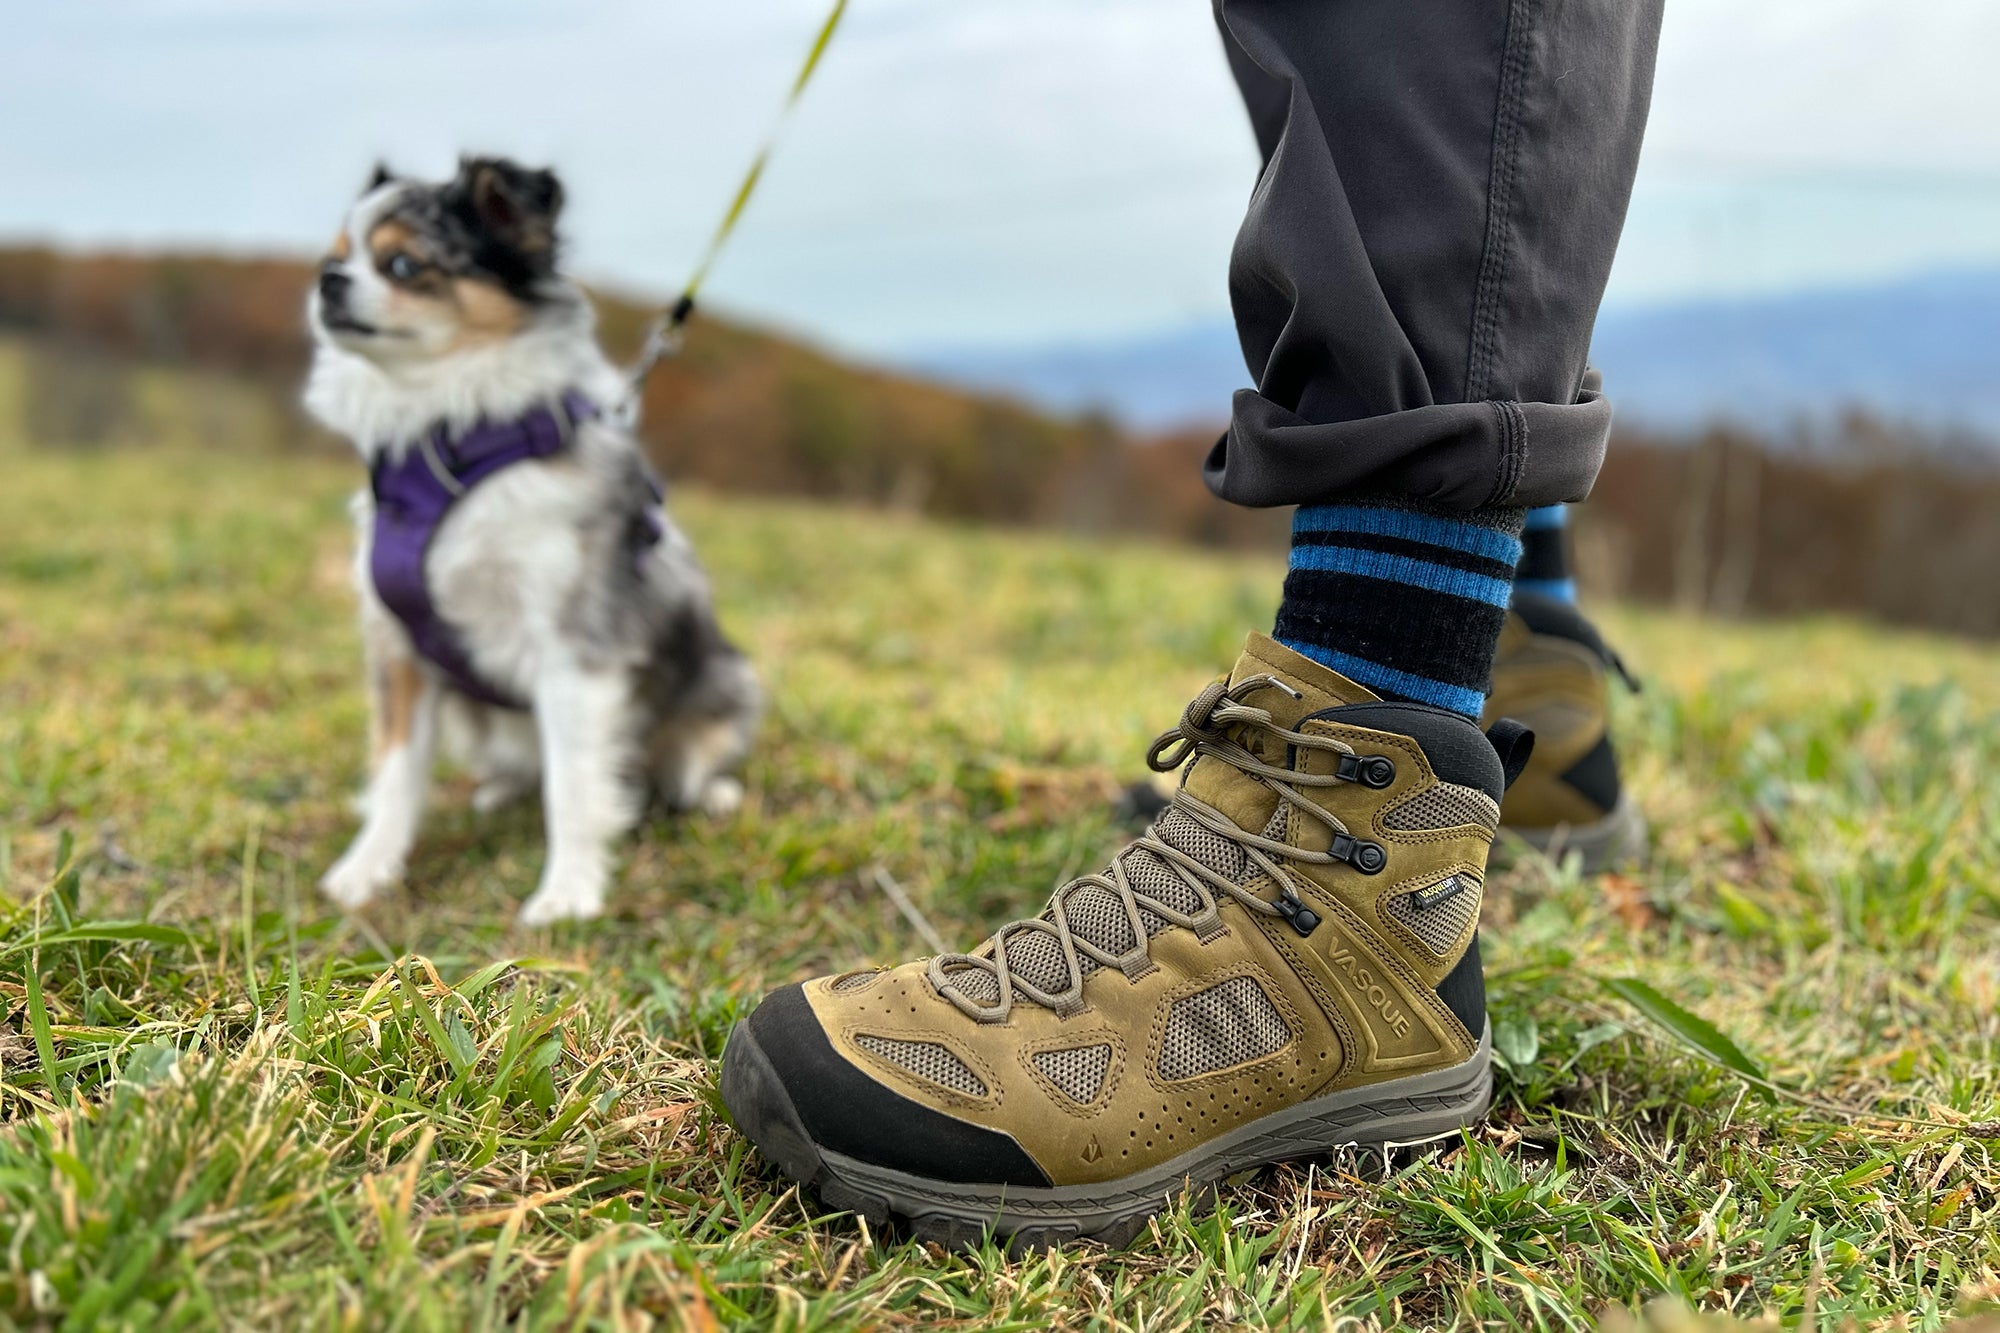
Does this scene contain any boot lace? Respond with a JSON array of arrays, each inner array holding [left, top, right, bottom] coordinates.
[[928, 676, 1382, 1022]]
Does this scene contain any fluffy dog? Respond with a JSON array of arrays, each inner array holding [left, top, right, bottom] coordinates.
[[304, 156, 759, 925]]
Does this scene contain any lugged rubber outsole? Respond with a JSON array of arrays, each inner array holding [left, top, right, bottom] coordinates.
[[719, 1019, 1493, 1250], [1504, 792, 1647, 875]]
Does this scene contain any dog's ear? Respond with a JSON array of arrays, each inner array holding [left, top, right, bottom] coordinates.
[[451, 156, 563, 267], [364, 161, 396, 193]]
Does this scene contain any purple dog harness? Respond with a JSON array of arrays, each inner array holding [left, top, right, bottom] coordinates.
[[368, 390, 609, 709]]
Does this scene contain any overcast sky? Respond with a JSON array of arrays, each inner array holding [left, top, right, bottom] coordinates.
[[7, 0, 2000, 357]]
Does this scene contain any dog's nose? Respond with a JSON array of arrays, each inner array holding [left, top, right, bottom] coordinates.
[[318, 265, 351, 304]]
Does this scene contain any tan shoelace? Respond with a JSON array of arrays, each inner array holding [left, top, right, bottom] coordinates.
[[929, 675, 1389, 1022]]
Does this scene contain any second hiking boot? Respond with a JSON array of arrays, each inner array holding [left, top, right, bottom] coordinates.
[[721, 634, 1532, 1247], [1481, 591, 1646, 872]]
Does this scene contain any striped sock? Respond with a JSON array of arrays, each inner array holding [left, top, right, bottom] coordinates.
[[1514, 504, 1577, 603], [1276, 503, 1524, 719]]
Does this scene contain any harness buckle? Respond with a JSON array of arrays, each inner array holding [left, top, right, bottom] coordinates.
[[415, 429, 466, 497]]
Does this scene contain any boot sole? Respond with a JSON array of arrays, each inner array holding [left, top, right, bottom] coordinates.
[[1505, 792, 1647, 874], [720, 1019, 1492, 1250]]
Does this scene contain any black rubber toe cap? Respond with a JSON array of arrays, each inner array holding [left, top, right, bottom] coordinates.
[[734, 983, 1052, 1189]]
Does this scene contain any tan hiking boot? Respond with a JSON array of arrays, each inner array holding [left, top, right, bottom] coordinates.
[[1481, 592, 1646, 872], [721, 633, 1532, 1247]]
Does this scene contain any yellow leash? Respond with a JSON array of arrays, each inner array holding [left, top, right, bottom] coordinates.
[[629, 0, 850, 388]]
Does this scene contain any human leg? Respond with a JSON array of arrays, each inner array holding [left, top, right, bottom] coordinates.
[[1214, 0, 1661, 714], [721, 0, 1662, 1244]]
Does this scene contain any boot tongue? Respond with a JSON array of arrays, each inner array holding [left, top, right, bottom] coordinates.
[[1181, 633, 1378, 824]]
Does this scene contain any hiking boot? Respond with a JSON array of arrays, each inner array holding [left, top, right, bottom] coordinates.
[[1481, 592, 1646, 873], [720, 633, 1531, 1247]]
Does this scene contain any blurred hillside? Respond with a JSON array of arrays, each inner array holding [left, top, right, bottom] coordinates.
[[3, 246, 1997, 635], [921, 270, 2000, 439], [0, 246, 1279, 548], [1591, 271, 2000, 437]]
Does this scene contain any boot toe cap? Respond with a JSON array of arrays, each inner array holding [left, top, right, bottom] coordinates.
[[724, 982, 1051, 1189]]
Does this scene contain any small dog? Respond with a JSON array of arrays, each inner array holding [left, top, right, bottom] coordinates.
[[304, 156, 760, 925]]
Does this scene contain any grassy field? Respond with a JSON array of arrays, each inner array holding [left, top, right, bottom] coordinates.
[[2, 441, 1997, 1331]]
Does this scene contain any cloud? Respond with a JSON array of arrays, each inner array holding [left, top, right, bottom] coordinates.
[[4, 0, 1996, 355]]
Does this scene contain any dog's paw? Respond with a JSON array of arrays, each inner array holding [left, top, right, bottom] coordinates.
[[696, 775, 745, 819], [518, 873, 605, 927], [319, 848, 403, 910], [471, 774, 535, 816]]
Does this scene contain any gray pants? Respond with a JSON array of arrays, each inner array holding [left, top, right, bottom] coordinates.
[[1206, 0, 1663, 513]]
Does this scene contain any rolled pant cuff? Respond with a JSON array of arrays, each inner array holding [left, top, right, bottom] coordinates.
[[1203, 370, 1611, 513]]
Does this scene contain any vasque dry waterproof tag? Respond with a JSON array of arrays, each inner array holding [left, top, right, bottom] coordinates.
[[1411, 875, 1471, 910]]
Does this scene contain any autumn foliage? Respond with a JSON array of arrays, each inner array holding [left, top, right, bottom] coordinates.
[[3, 245, 1994, 635]]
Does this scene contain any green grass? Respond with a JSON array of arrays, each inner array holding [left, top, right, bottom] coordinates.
[[2, 443, 1998, 1331]]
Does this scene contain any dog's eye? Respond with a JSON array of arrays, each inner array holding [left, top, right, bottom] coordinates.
[[384, 253, 423, 282]]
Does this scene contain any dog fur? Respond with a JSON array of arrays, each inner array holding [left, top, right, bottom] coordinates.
[[305, 156, 760, 925]]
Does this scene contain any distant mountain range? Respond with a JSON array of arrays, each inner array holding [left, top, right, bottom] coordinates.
[[913, 269, 2000, 439]]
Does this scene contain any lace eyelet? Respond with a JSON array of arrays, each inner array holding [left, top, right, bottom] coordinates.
[[1338, 753, 1398, 788], [1330, 832, 1389, 875]]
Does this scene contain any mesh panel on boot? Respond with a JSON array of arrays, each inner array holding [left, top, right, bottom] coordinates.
[[1152, 809, 1248, 883], [1157, 976, 1292, 1081], [830, 970, 881, 993], [1060, 884, 1139, 959], [946, 968, 1001, 1004], [853, 1034, 986, 1096], [1032, 1044, 1114, 1103], [1005, 930, 1074, 995], [1125, 855, 1207, 924], [1381, 782, 1501, 833], [1385, 875, 1482, 956]]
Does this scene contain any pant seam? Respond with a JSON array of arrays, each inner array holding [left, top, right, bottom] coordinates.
[[1486, 400, 1526, 507], [1504, 400, 1528, 505], [1465, 0, 1537, 406]]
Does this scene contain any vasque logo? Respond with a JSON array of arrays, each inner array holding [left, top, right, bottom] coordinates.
[[1411, 874, 1468, 910], [1081, 1135, 1103, 1163], [1327, 941, 1412, 1039]]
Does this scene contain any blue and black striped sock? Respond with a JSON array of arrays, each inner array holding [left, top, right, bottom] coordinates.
[[1513, 504, 1576, 603], [1275, 503, 1525, 720]]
